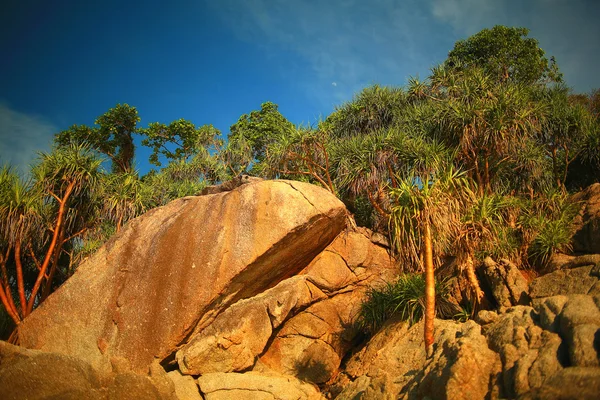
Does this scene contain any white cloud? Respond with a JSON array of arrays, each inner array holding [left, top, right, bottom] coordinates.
[[208, 0, 450, 109], [0, 103, 56, 175], [208, 0, 599, 112]]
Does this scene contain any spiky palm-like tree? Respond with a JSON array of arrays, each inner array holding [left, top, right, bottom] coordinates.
[[0, 145, 102, 339], [389, 165, 468, 357], [260, 125, 336, 193], [0, 167, 41, 325], [30, 144, 102, 311], [413, 65, 544, 196], [102, 172, 146, 233]]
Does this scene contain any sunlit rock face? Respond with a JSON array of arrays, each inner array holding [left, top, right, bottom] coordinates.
[[18, 180, 346, 374]]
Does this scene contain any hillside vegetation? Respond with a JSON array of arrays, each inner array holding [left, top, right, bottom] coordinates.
[[1, 26, 599, 341]]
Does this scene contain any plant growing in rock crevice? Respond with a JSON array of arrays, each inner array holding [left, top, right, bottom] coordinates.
[[356, 273, 458, 336]]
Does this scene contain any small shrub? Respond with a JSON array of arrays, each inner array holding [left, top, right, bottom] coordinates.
[[356, 273, 458, 335], [521, 191, 579, 267]]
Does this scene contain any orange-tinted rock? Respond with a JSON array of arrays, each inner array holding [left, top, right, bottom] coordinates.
[[18, 180, 346, 373], [255, 231, 398, 384]]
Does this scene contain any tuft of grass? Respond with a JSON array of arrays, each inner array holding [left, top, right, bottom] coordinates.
[[528, 219, 573, 265], [521, 191, 579, 267], [356, 273, 458, 335]]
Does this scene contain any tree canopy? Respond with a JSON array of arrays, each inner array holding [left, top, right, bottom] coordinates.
[[446, 25, 562, 85], [55, 104, 140, 173]]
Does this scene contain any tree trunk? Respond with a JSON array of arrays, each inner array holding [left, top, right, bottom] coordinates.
[[14, 236, 27, 314], [26, 180, 75, 315], [423, 220, 435, 358], [0, 284, 20, 325], [464, 253, 484, 303], [41, 227, 65, 301]]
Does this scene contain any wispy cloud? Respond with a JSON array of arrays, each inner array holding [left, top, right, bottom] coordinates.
[[0, 103, 56, 175], [209, 0, 452, 110], [210, 0, 599, 110]]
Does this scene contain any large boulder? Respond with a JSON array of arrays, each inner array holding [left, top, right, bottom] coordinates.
[[176, 230, 398, 385], [519, 367, 600, 400], [176, 275, 328, 375], [571, 183, 600, 254], [534, 295, 600, 368], [255, 230, 398, 384], [18, 180, 346, 373]]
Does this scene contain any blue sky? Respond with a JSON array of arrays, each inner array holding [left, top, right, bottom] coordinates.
[[1, 0, 599, 175]]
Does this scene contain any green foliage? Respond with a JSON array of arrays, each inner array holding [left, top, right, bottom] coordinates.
[[446, 25, 562, 85], [226, 102, 294, 174], [101, 172, 146, 229], [140, 160, 210, 209], [141, 119, 220, 166], [389, 166, 468, 269], [55, 104, 140, 173], [520, 191, 579, 266], [356, 274, 457, 335], [320, 85, 407, 138]]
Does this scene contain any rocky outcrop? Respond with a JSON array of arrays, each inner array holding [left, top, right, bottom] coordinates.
[[572, 183, 600, 254], [479, 257, 530, 311], [333, 319, 500, 400], [18, 180, 346, 373], [255, 231, 397, 384], [176, 230, 398, 384], [176, 275, 328, 375], [534, 295, 600, 368], [7, 180, 600, 399], [545, 253, 600, 274], [0, 341, 177, 400], [197, 372, 324, 400], [529, 264, 600, 300], [519, 367, 600, 400], [483, 306, 565, 398]]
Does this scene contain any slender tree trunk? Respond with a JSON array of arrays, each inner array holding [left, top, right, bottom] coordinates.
[[465, 253, 484, 302], [562, 147, 570, 189], [41, 228, 65, 301], [367, 191, 389, 217], [26, 180, 75, 315], [116, 214, 123, 233], [551, 146, 560, 187], [423, 219, 435, 358], [473, 157, 484, 196], [14, 236, 27, 314], [0, 248, 19, 320], [0, 283, 20, 325], [484, 154, 490, 194]]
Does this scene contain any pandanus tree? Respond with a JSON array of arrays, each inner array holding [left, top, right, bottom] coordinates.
[[0, 144, 102, 339], [101, 172, 146, 233], [411, 65, 545, 196], [261, 125, 336, 194], [389, 165, 468, 357], [0, 167, 40, 328], [537, 85, 597, 189]]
